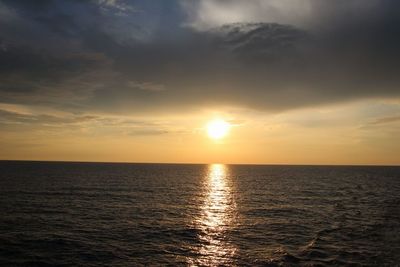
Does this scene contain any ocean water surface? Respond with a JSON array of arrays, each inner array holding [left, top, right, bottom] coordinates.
[[0, 161, 399, 266]]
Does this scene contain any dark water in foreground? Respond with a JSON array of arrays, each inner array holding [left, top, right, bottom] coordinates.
[[0, 161, 400, 266]]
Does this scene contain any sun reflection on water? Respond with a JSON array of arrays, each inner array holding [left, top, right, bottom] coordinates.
[[188, 164, 237, 266]]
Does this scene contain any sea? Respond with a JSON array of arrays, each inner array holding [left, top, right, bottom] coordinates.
[[0, 161, 399, 266]]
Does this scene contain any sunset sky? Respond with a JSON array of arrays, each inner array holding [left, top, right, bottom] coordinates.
[[0, 0, 399, 165]]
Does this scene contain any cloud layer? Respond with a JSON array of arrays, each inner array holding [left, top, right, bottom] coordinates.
[[0, 0, 399, 119]]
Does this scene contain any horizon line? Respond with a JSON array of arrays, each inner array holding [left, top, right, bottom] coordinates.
[[0, 159, 399, 167]]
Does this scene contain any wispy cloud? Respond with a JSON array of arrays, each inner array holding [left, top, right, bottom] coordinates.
[[370, 116, 400, 125]]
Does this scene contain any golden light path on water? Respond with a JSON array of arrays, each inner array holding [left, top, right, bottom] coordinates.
[[188, 164, 237, 266]]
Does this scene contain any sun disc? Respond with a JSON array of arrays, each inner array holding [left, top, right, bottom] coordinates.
[[207, 119, 230, 139]]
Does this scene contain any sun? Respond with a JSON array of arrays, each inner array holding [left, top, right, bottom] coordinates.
[[207, 119, 230, 139]]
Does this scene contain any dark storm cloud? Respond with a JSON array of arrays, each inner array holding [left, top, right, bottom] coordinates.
[[0, 0, 399, 116]]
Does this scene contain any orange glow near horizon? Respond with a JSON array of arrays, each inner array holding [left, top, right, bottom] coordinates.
[[1, 101, 400, 165]]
